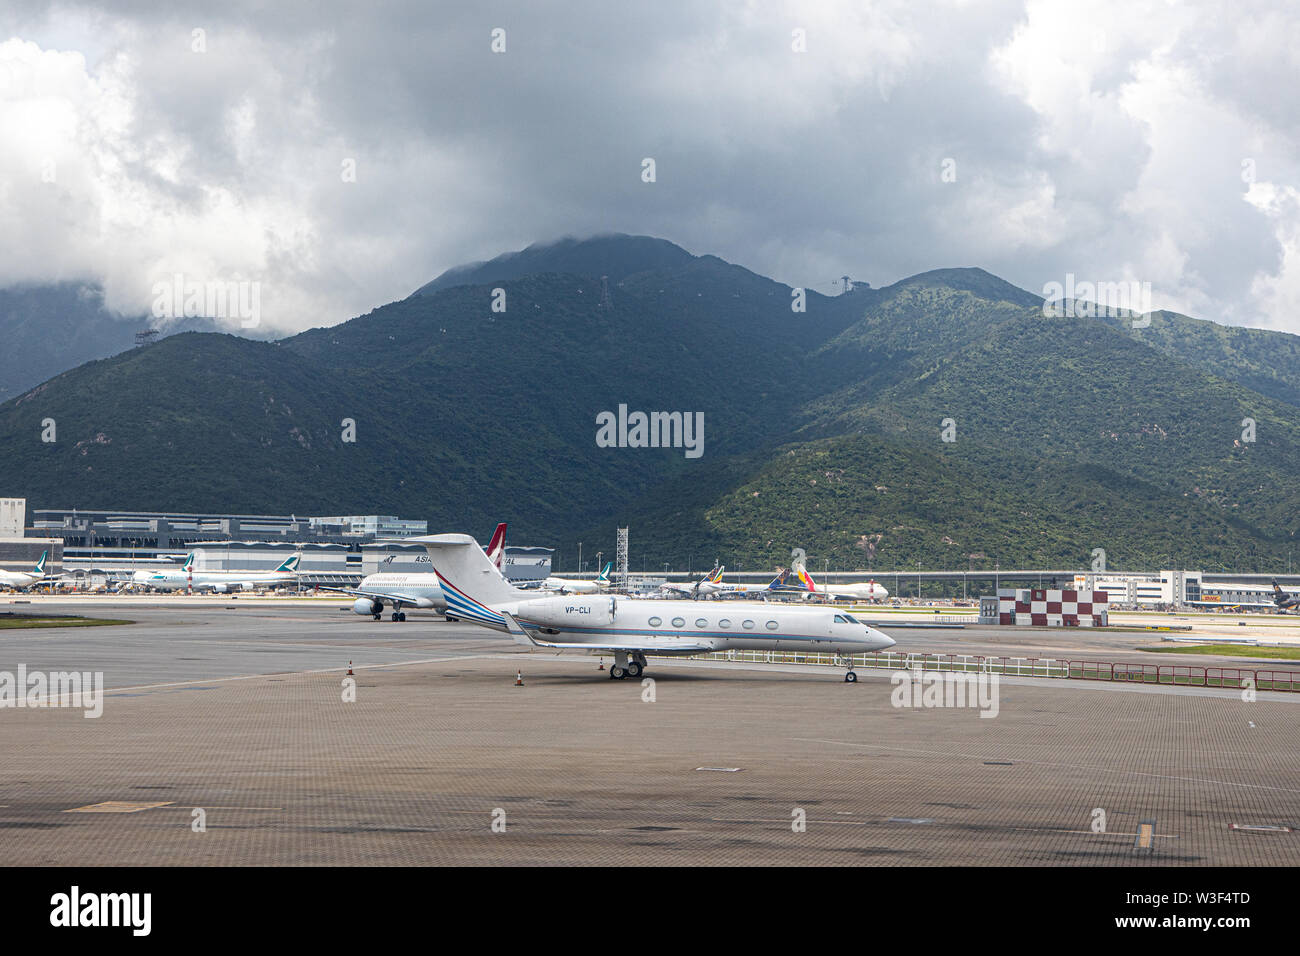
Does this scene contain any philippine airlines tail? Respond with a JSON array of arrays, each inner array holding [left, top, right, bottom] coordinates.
[[484, 523, 507, 569]]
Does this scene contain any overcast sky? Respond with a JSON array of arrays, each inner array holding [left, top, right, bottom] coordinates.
[[2, 0, 1298, 335]]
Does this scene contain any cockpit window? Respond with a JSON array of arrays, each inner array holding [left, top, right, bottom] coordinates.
[[833, 614, 849, 624], [842, 613, 861, 624]]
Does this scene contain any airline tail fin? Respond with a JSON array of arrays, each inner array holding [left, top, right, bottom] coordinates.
[[596, 561, 612, 583], [275, 553, 302, 573], [33, 551, 47, 574], [182, 552, 195, 571], [709, 565, 725, 583], [412, 534, 529, 612], [484, 522, 507, 569], [796, 567, 817, 592]]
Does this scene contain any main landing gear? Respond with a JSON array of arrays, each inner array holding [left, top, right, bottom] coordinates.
[[390, 611, 407, 621], [608, 651, 648, 680]]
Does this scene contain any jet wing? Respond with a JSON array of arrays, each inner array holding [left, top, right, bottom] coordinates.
[[321, 586, 438, 608], [501, 613, 719, 655]]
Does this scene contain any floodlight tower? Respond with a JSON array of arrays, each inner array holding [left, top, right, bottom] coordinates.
[[616, 527, 629, 590]]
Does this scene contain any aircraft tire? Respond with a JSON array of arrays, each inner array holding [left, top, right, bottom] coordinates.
[[610, 665, 626, 680], [845, 671, 858, 683], [626, 661, 643, 678]]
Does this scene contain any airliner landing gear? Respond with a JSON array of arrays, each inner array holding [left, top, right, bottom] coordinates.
[[845, 670, 858, 683], [390, 611, 406, 622]]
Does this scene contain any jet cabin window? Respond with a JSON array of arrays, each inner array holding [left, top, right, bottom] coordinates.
[[765, 621, 779, 630], [648, 616, 662, 627], [671, 617, 685, 628], [695, 618, 708, 628]]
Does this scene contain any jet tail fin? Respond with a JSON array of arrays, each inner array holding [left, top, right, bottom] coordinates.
[[597, 561, 612, 583], [33, 551, 47, 574], [484, 522, 508, 569], [275, 553, 302, 573], [411, 533, 529, 611]]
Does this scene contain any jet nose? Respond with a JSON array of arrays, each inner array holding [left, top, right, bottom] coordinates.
[[867, 628, 895, 650]]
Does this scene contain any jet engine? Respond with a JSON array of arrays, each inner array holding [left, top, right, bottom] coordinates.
[[353, 597, 383, 616], [518, 595, 616, 629]]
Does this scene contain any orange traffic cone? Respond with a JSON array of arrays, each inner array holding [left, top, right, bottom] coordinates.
[[515, 669, 524, 686], [346, 661, 354, 676]]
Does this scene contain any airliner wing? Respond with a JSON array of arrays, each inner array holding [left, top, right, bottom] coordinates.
[[501, 612, 719, 655], [321, 586, 437, 607]]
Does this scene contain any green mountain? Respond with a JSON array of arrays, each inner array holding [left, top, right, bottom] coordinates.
[[0, 283, 258, 402], [0, 235, 1296, 572]]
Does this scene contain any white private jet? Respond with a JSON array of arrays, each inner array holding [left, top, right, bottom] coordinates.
[[412, 534, 895, 682], [0, 551, 54, 590], [332, 522, 507, 621], [131, 552, 301, 592]]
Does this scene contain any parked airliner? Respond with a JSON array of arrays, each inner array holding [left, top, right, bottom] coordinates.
[[661, 565, 727, 599], [412, 534, 895, 681], [795, 568, 890, 603], [0, 551, 53, 589], [334, 522, 506, 621], [538, 561, 612, 595], [131, 552, 301, 592]]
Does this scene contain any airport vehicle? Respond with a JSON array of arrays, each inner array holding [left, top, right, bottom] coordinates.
[[412, 534, 896, 681], [130, 552, 301, 592], [537, 561, 612, 595], [0, 551, 53, 589], [331, 522, 507, 621]]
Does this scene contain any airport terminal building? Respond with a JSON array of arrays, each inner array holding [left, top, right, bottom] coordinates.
[[4, 501, 552, 587]]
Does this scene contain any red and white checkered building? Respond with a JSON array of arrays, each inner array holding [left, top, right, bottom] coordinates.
[[997, 588, 1108, 627]]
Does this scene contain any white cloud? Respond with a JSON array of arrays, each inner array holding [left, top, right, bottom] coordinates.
[[0, 0, 1297, 334]]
